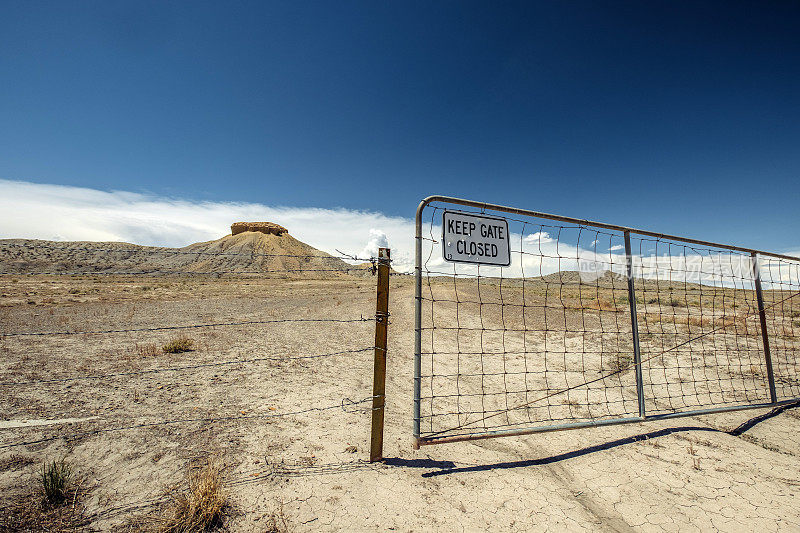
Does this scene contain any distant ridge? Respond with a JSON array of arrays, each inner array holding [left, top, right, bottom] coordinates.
[[0, 231, 361, 276]]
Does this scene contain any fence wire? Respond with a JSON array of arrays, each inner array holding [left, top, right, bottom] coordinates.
[[0, 346, 377, 386], [0, 395, 381, 450], [0, 316, 373, 338], [759, 255, 800, 399], [0, 245, 384, 459], [416, 200, 800, 443]]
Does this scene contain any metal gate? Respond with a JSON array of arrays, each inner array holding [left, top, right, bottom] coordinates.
[[414, 196, 800, 446]]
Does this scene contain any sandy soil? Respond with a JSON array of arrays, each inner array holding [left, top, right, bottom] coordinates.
[[1, 274, 799, 532]]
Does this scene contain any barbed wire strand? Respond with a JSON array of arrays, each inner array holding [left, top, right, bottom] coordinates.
[[0, 267, 372, 276], [0, 395, 382, 450], [0, 346, 378, 386], [1, 316, 374, 338]]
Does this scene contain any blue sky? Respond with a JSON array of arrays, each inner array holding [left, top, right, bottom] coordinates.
[[1, 1, 799, 254]]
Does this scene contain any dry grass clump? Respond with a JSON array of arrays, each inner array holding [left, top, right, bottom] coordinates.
[[566, 298, 621, 312], [667, 298, 686, 307], [137, 342, 162, 357], [264, 506, 290, 533], [606, 353, 634, 373], [160, 458, 227, 532], [162, 336, 195, 354], [0, 453, 36, 471]]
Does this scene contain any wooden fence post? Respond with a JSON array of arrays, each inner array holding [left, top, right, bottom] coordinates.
[[370, 247, 390, 462]]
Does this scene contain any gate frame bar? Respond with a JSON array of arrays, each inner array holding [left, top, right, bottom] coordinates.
[[751, 253, 778, 404], [414, 195, 800, 448]]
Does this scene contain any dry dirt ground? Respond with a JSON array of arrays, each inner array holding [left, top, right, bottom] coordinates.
[[1, 275, 799, 532]]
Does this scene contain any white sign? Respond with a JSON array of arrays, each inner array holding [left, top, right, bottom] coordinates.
[[442, 211, 511, 266]]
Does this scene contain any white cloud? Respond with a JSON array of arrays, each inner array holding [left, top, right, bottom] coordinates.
[[2, 179, 797, 284], [359, 228, 390, 259], [0, 179, 417, 271], [523, 231, 554, 244]]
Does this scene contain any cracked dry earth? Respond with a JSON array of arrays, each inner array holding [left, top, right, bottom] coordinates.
[[0, 275, 798, 531]]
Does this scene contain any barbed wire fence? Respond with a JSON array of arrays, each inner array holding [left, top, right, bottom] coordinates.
[[0, 239, 392, 495], [414, 197, 800, 446]]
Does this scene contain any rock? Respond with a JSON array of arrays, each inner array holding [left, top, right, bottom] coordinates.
[[230, 222, 288, 236]]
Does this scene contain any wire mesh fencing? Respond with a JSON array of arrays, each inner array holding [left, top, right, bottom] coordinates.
[[414, 196, 800, 446]]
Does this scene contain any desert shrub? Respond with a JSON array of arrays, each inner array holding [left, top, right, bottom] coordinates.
[[607, 353, 634, 373], [160, 458, 227, 532], [137, 343, 161, 357], [667, 298, 686, 307], [163, 336, 194, 354], [40, 459, 71, 505]]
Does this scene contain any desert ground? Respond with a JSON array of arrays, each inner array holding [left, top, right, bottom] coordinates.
[[1, 235, 799, 532]]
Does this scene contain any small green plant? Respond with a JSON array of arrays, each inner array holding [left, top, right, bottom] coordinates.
[[163, 336, 194, 354], [668, 298, 685, 307], [40, 459, 71, 505]]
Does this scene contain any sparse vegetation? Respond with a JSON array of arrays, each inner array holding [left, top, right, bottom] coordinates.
[[137, 342, 162, 357], [162, 336, 194, 354], [1, 246, 798, 530], [0, 454, 36, 471], [738, 433, 783, 453], [567, 298, 620, 312], [160, 458, 227, 532], [607, 353, 634, 373], [40, 459, 71, 505], [264, 505, 290, 533], [0, 478, 86, 532]]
